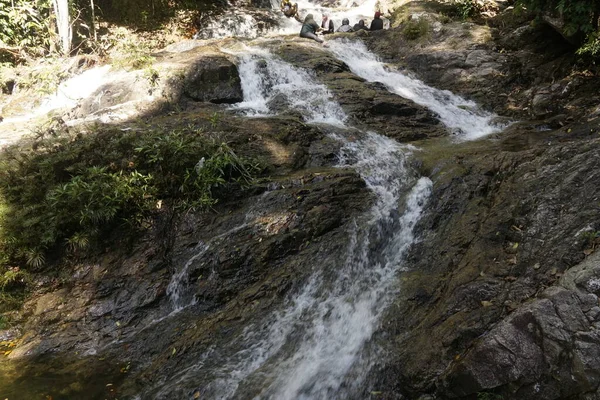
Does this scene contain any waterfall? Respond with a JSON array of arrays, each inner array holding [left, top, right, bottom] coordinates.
[[152, 135, 431, 400], [258, 138, 432, 399], [148, 51, 432, 399], [328, 39, 504, 140], [233, 47, 347, 126]]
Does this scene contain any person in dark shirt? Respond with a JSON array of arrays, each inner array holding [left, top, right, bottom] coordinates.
[[370, 11, 383, 30], [353, 19, 368, 31], [336, 18, 353, 32], [321, 14, 334, 34], [300, 14, 325, 44]]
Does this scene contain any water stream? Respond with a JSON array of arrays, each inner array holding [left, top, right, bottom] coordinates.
[[142, 46, 442, 399], [233, 46, 347, 125], [2, 1, 508, 395], [328, 39, 504, 140]]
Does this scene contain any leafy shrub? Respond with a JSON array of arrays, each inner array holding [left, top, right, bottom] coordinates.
[[454, 0, 479, 19], [517, 0, 600, 38], [577, 31, 600, 60], [0, 123, 261, 269], [106, 27, 155, 70], [477, 392, 504, 400], [402, 18, 431, 40], [18, 58, 70, 94], [0, 0, 54, 56], [0, 267, 31, 290]]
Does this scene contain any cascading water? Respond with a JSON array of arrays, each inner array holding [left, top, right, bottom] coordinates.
[[146, 50, 432, 400], [328, 39, 504, 140], [233, 47, 347, 126]]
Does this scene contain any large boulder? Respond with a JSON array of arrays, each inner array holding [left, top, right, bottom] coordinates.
[[69, 45, 243, 123], [441, 250, 600, 398], [180, 56, 242, 104]]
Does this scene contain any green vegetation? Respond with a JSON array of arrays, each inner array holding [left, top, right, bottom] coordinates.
[[454, 0, 481, 20], [477, 392, 504, 400], [517, 0, 599, 37], [402, 18, 431, 40], [0, 0, 54, 59], [516, 0, 600, 59], [577, 31, 600, 60], [108, 27, 156, 70], [0, 122, 262, 276]]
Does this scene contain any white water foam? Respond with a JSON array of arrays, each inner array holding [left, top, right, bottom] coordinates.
[[150, 133, 431, 400], [328, 39, 504, 140], [166, 242, 209, 311], [144, 47, 444, 400], [232, 46, 347, 126], [2, 65, 114, 125]]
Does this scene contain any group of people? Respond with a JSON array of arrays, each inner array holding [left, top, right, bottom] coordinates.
[[280, 0, 385, 46], [337, 12, 384, 33], [299, 11, 384, 45]]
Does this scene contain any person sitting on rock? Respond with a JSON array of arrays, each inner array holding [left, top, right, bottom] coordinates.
[[370, 11, 384, 31], [321, 14, 334, 34], [336, 18, 354, 33], [300, 14, 328, 46], [281, 0, 300, 21], [353, 19, 368, 31]]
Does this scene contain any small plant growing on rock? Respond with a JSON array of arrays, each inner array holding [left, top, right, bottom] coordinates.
[[454, 0, 479, 20], [0, 266, 31, 290], [402, 17, 431, 40]]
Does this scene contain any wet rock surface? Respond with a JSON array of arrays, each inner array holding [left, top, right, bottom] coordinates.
[[2, 1, 600, 398], [276, 42, 447, 141], [371, 125, 600, 398]]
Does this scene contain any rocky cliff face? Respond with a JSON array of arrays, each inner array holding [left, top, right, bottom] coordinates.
[[1, 2, 600, 399]]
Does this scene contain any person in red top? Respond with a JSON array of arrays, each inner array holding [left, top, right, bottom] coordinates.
[[370, 11, 384, 31]]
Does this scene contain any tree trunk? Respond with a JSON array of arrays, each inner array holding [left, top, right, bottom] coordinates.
[[52, 0, 71, 55]]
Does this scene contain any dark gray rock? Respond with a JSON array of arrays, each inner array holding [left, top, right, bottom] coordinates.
[[441, 251, 600, 398], [182, 56, 242, 104]]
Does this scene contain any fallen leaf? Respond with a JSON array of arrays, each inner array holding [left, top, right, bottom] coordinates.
[[172, 347, 177, 356], [481, 300, 493, 307], [194, 391, 201, 399], [584, 248, 594, 256]]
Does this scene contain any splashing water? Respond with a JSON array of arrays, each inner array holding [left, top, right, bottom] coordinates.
[[149, 131, 431, 400], [232, 47, 347, 126], [328, 39, 504, 140], [148, 53, 432, 399]]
